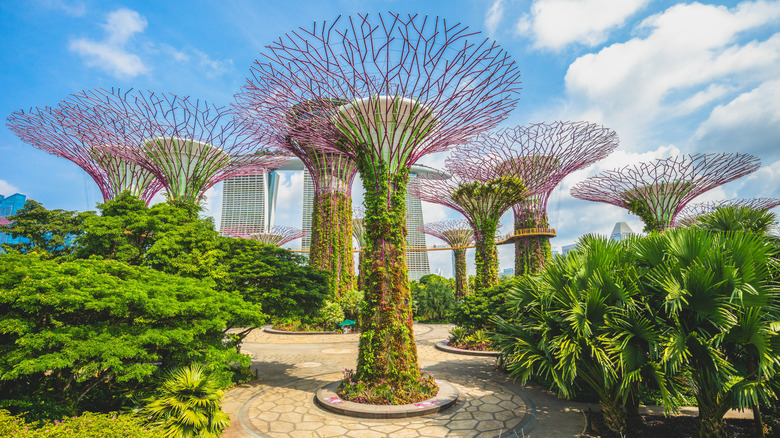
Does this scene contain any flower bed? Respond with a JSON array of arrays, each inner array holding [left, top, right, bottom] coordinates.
[[336, 369, 439, 405]]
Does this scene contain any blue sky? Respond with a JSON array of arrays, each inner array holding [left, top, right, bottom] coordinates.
[[2, 0, 779, 277]]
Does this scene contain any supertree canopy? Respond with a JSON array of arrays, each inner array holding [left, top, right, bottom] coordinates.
[[7, 94, 163, 205], [413, 174, 527, 291], [64, 88, 289, 205], [419, 219, 475, 299], [571, 153, 761, 232], [241, 12, 521, 391], [449, 122, 618, 276], [675, 197, 780, 226], [222, 225, 307, 247], [234, 97, 358, 298]]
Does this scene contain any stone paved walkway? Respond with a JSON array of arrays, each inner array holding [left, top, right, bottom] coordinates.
[[222, 324, 590, 438]]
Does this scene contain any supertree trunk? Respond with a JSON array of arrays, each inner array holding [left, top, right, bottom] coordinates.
[[514, 201, 552, 276], [309, 190, 354, 297], [356, 162, 420, 386], [453, 247, 469, 299], [474, 222, 500, 291]]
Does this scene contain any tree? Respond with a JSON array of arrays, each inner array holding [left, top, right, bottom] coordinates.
[[0, 253, 264, 418], [1, 200, 84, 257], [411, 274, 455, 321], [635, 227, 779, 438], [142, 364, 229, 438], [215, 237, 330, 319], [494, 236, 675, 435]]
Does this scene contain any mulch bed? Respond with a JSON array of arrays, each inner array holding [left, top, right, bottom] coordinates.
[[587, 411, 773, 438]]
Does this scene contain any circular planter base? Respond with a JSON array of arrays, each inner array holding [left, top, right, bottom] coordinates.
[[435, 340, 501, 357], [315, 380, 458, 419], [262, 325, 339, 335]]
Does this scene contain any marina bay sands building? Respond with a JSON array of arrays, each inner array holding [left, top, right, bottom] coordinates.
[[221, 158, 437, 280]]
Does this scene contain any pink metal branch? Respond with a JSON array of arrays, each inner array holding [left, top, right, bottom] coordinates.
[[570, 153, 761, 230], [419, 220, 475, 248], [222, 225, 307, 247], [675, 197, 780, 226], [7, 96, 164, 204], [235, 12, 521, 172], [447, 122, 618, 223], [63, 88, 291, 204]]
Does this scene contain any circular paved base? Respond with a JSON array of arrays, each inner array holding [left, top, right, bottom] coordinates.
[[315, 380, 459, 419], [435, 341, 501, 357]]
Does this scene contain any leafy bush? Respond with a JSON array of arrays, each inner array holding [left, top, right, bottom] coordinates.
[[318, 300, 346, 330], [141, 364, 229, 438], [450, 277, 518, 330], [0, 410, 161, 437], [337, 369, 438, 405]]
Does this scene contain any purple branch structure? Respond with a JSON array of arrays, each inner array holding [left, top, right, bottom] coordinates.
[[448, 122, 618, 275], [675, 197, 780, 226], [7, 93, 163, 205], [63, 88, 289, 205], [419, 219, 474, 299], [223, 225, 307, 247], [571, 153, 761, 232], [239, 12, 521, 390], [234, 98, 358, 297], [412, 173, 526, 291]]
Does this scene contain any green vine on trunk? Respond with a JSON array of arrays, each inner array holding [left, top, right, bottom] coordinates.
[[309, 191, 354, 297]]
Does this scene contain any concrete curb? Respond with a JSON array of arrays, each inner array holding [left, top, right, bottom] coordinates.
[[434, 340, 501, 357], [262, 325, 339, 335], [314, 380, 459, 419]]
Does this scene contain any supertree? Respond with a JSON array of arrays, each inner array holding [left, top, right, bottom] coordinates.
[[571, 153, 761, 232], [240, 12, 521, 391], [351, 207, 368, 292], [64, 88, 289, 205], [675, 197, 780, 226], [449, 122, 619, 276], [419, 220, 475, 299], [234, 97, 358, 298], [222, 225, 307, 247], [413, 174, 526, 291], [7, 94, 163, 205]]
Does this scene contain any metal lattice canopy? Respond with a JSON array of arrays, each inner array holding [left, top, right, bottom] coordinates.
[[62, 88, 290, 204], [238, 12, 522, 174], [448, 122, 618, 222], [418, 219, 475, 249], [675, 197, 780, 226], [570, 153, 761, 231], [7, 92, 164, 204], [222, 225, 307, 247]]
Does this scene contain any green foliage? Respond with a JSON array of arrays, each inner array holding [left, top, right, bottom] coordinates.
[[0, 410, 161, 437], [337, 288, 364, 323], [318, 300, 346, 330], [695, 204, 778, 235], [450, 278, 518, 331], [1, 200, 85, 257], [447, 327, 467, 344], [0, 253, 263, 418], [626, 198, 666, 232], [216, 236, 329, 319], [410, 275, 455, 321], [337, 369, 438, 405], [141, 364, 229, 438], [309, 191, 354, 297]]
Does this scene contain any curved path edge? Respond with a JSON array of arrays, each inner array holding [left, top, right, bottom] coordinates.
[[314, 380, 459, 419], [435, 340, 501, 357]]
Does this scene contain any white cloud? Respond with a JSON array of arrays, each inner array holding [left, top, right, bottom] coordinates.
[[0, 180, 22, 197], [69, 8, 149, 78], [485, 0, 505, 35], [564, 1, 780, 149], [519, 0, 650, 50], [692, 79, 780, 161]]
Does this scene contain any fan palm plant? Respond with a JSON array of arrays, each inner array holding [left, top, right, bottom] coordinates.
[[142, 364, 230, 438], [636, 227, 779, 438], [494, 235, 675, 435]]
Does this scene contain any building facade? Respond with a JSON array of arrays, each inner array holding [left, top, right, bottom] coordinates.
[[0, 193, 27, 246], [220, 172, 279, 234]]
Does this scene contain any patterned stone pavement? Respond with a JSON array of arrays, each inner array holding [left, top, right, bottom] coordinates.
[[222, 324, 588, 438]]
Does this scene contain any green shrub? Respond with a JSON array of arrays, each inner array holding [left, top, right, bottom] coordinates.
[[411, 274, 455, 322], [0, 410, 161, 437], [450, 277, 518, 330]]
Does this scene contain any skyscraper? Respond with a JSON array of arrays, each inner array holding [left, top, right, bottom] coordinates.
[[220, 172, 279, 234], [0, 193, 28, 246], [405, 172, 430, 281], [610, 222, 634, 241]]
